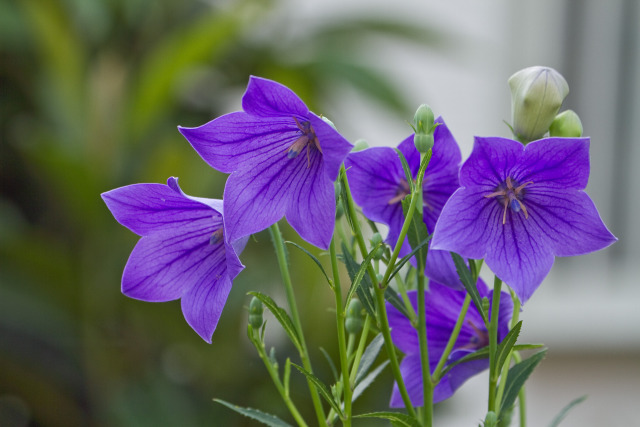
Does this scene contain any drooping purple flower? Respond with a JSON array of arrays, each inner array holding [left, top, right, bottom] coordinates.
[[387, 280, 513, 406], [431, 136, 617, 303], [178, 76, 353, 249], [345, 119, 463, 289], [101, 177, 247, 343]]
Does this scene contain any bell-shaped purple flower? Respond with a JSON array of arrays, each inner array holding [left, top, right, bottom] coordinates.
[[431, 136, 617, 303], [387, 280, 513, 406], [178, 76, 353, 249], [345, 118, 463, 289], [101, 177, 247, 343]]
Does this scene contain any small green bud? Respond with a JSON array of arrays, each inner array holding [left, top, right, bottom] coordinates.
[[352, 139, 369, 152], [370, 232, 385, 259], [414, 104, 435, 135], [249, 296, 264, 329], [481, 296, 490, 315], [509, 66, 569, 143], [549, 109, 583, 137], [345, 299, 364, 334], [483, 411, 498, 427], [321, 115, 336, 129], [413, 133, 434, 153]]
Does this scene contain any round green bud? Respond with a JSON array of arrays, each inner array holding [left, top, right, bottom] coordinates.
[[549, 109, 583, 137], [249, 296, 264, 329], [509, 66, 569, 143], [414, 104, 435, 135], [370, 232, 385, 260], [352, 139, 369, 152], [483, 411, 498, 427], [345, 299, 364, 334], [414, 133, 434, 153]]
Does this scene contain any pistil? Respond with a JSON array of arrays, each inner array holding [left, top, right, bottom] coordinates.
[[287, 117, 323, 168], [484, 177, 533, 224]]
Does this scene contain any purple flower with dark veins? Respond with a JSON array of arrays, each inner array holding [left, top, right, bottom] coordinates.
[[178, 76, 353, 249], [431, 136, 617, 303], [387, 280, 513, 406], [345, 118, 464, 289], [101, 177, 247, 343]]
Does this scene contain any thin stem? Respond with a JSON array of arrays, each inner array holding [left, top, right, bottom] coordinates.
[[269, 223, 328, 427], [330, 238, 352, 427], [513, 352, 527, 427], [495, 289, 522, 415], [432, 294, 472, 380], [348, 315, 372, 385], [488, 276, 503, 412], [249, 327, 308, 427], [395, 274, 417, 324], [416, 269, 433, 427]]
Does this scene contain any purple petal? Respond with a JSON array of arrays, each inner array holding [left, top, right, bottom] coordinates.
[[307, 113, 353, 180], [242, 76, 309, 118], [181, 274, 233, 343], [390, 353, 424, 408], [179, 112, 298, 174], [424, 248, 464, 291], [101, 182, 218, 236], [387, 294, 419, 354], [122, 221, 225, 302], [435, 350, 489, 403], [459, 137, 525, 189]]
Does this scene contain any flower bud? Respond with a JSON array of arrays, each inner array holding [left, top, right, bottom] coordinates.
[[549, 109, 583, 137], [483, 411, 498, 427], [345, 299, 364, 334], [413, 104, 436, 153], [352, 139, 369, 152], [370, 232, 385, 260], [509, 66, 569, 143], [249, 296, 264, 329], [414, 133, 434, 153]]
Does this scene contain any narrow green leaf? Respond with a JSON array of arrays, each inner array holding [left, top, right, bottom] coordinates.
[[355, 411, 421, 427], [450, 252, 487, 323], [394, 149, 415, 194], [339, 168, 355, 231], [319, 347, 339, 382], [342, 242, 376, 318], [401, 197, 429, 269], [384, 286, 412, 320], [285, 241, 331, 286], [247, 292, 302, 352], [500, 349, 548, 413], [440, 344, 545, 377], [291, 363, 344, 417], [493, 321, 522, 373], [345, 242, 382, 308], [387, 236, 432, 282], [214, 399, 293, 427], [548, 395, 588, 427], [355, 333, 385, 385], [353, 360, 389, 401]]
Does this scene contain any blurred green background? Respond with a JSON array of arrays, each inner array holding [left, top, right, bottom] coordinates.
[[0, 0, 445, 425]]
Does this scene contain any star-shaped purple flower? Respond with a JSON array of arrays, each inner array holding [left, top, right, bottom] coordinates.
[[178, 76, 353, 249], [345, 119, 463, 289], [387, 280, 513, 406], [431, 136, 617, 303], [101, 177, 247, 343]]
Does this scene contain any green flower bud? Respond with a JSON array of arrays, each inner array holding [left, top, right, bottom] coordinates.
[[345, 299, 364, 334], [414, 104, 435, 135], [483, 411, 498, 427], [370, 232, 385, 259], [549, 109, 583, 137], [352, 139, 369, 152], [413, 133, 434, 153], [249, 296, 264, 329], [509, 66, 569, 143]]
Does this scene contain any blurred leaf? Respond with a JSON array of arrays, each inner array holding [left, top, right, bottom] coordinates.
[[345, 241, 382, 308], [548, 395, 588, 427], [285, 241, 331, 286], [451, 252, 487, 324], [214, 399, 293, 427], [388, 236, 431, 282], [247, 292, 302, 352], [341, 242, 376, 318], [500, 350, 548, 413], [384, 286, 412, 320], [352, 360, 389, 402], [291, 363, 344, 418], [440, 344, 545, 377], [355, 411, 420, 427], [319, 347, 339, 382], [355, 333, 385, 385]]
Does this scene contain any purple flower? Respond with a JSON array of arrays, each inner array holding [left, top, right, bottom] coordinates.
[[387, 280, 513, 406], [345, 119, 463, 289], [178, 76, 353, 249], [101, 177, 247, 343], [431, 137, 617, 303]]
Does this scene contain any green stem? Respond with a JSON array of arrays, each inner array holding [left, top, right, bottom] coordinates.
[[513, 352, 527, 427], [432, 294, 472, 380], [495, 289, 522, 415], [416, 269, 433, 427], [349, 315, 372, 385], [330, 238, 352, 427], [269, 223, 328, 427], [488, 276, 503, 412], [395, 274, 417, 324], [249, 327, 309, 427]]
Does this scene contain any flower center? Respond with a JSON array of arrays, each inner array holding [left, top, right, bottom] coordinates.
[[388, 179, 411, 204], [287, 117, 323, 168], [459, 320, 489, 350], [484, 177, 533, 225]]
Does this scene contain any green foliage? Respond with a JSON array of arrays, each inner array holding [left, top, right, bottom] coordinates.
[[548, 395, 587, 427], [214, 399, 293, 427], [500, 350, 548, 413]]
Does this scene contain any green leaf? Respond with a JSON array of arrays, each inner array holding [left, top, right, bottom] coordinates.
[[341, 242, 376, 318], [450, 252, 487, 324], [214, 399, 293, 427], [387, 236, 432, 282], [500, 349, 548, 413], [548, 395, 587, 427], [355, 411, 421, 427], [395, 149, 415, 194], [291, 363, 344, 418], [353, 360, 389, 401], [384, 286, 412, 320], [493, 321, 522, 374], [319, 347, 339, 382], [339, 168, 355, 231], [355, 333, 385, 385], [247, 292, 302, 352], [285, 241, 331, 286], [401, 197, 429, 269], [345, 242, 382, 308], [440, 344, 544, 377]]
